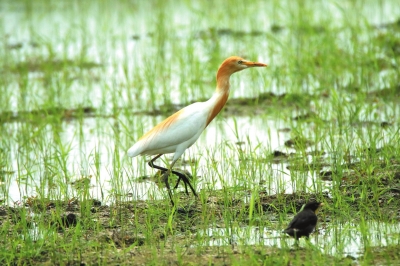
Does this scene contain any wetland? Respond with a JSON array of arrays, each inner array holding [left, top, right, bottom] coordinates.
[[1, 0, 400, 265]]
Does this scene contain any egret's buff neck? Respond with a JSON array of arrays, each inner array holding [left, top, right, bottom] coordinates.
[[206, 57, 244, 126], [216, 56, 245, 92]]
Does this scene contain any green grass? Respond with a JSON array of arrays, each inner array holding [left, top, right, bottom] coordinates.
[[1, 0, 400, 264]]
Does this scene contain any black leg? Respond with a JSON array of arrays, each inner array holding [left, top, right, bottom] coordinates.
[[172, 171, 197, 197], [148, 154, 166, 171], [161, 171, 175, 206], [148, 154, 175, 206], [148, 155, 198, 204], [175, 178, 188, 194]]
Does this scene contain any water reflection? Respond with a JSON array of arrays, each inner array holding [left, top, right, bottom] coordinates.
[[201, 221, 400, 258], [4, 112, 394, 205]]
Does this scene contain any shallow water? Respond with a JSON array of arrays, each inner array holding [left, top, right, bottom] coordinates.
[[1, 2, 400, 263], [3, 113, 395, 203], [202, 221, 400, 258], [2, 1, 400, 112]]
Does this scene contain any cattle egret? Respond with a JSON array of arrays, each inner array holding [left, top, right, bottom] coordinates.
[[128, 56, 267, 206]]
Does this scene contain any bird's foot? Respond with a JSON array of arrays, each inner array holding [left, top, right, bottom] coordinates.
[[173, 171, 197, 197]]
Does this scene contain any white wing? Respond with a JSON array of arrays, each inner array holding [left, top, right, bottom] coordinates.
[[127, 102, 209, 157]]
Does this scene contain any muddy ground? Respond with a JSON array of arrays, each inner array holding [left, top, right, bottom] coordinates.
[[1, 159, 400, 265]]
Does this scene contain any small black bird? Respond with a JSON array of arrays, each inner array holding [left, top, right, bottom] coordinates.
[[284, 201, 323, 240]]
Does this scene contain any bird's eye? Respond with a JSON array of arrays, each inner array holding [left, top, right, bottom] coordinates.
[[238, 60, 243, 64]]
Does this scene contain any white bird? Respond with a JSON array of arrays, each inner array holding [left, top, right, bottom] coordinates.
[[128, 56, 267, 205]]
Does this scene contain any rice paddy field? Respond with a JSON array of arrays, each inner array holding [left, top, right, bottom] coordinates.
[[1, 0, 400, 265]]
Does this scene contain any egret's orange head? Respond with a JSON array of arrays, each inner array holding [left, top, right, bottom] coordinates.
[[217, 56, 267, 77]]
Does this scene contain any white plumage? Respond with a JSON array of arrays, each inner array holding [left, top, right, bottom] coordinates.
[[127, 56, 267, 206]]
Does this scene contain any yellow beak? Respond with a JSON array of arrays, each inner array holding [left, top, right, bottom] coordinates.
[[243, 61, 268, 67]]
